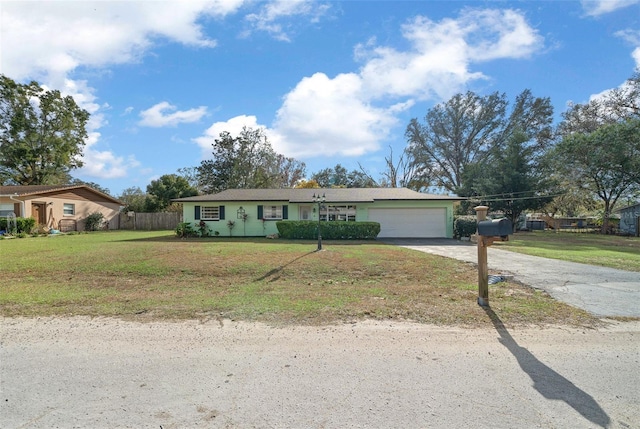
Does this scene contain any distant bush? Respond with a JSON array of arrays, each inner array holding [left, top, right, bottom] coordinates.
[[454, 215, 477, 238], [0, 217, 36, 235], [276, 221, 380, 240]]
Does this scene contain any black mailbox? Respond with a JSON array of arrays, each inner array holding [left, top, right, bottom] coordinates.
[[477, 218, 512, 238]]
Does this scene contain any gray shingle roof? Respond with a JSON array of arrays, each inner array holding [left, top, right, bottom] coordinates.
[[173, 188, 464, 203]]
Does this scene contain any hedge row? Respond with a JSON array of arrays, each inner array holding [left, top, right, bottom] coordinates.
[[0, 217, 37, 234], [276, 221, 380, 240]]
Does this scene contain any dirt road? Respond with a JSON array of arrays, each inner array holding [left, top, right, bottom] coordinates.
[[1, 316, 638, 428]]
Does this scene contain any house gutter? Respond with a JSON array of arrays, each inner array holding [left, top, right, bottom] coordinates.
[[1, 194, 26, 217]]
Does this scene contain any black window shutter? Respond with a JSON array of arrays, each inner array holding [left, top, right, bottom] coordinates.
[[257, 205, 263, 219], [219, 206, 225, 220], [282, 205, 288, 219], [195, 206, 201, 220]]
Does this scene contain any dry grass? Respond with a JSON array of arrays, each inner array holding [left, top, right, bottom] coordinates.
[[0, 231, 598, 327]]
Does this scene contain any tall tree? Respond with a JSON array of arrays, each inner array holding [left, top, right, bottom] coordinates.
[[312, 164, 348, 187], [406, 91, 507, 194], [463, 131, 555, 229], [311, 163, 377, 188], [294, 179, 320, 188], [552, 71, 640, 226], [347, 168, 377, 188], [68, 178, 111, 196], [553, 119, 640, 232], [276, 154, 306, 188], [197, 127, 305, 193], [118, 187, 148, 213], [560, 71, 640, 135], [605, 70, 640, 119], [406, 90, 553, 195], [0, 75, 89, 185], [176, 167, 201, 192], [380, 146, 429, 190], [146, 174, 198, 212]]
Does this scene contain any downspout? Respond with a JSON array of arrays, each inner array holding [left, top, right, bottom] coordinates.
[[1, 194, 26, 217]]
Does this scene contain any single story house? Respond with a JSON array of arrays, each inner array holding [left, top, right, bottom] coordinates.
[[0, 185, 123, 232], [173, 188, 464, 238], [617, 203, 640, 237]]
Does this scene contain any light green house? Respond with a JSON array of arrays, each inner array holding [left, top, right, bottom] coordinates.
[[173, 188, 463, 238]]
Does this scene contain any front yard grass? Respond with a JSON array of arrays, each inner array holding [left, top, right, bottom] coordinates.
[[0, 231, 597, 327], [501, 231, 640, 272]]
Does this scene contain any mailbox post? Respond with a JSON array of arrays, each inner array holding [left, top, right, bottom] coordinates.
[[474, 206, 512, 306], [475, 206, 490, 306]]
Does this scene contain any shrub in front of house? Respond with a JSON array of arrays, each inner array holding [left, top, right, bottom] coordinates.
[[453, 215, 477, 239], [0, 217, 36, 235], [276, 221, 380, 240], [175, 222, 197, 238], [84, 212, 105, 231]]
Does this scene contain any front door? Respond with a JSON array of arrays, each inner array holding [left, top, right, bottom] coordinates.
[[32, 203, 46, 225], [299, 205, 312, 221]]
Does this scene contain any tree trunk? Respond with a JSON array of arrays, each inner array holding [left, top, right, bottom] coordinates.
[[601, 202, 611, 234]]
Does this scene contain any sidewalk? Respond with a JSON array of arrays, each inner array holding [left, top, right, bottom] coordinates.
[[383, 238, 640, 318]]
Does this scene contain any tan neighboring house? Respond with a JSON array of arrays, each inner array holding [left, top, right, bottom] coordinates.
[[0, 185, 122, 232]]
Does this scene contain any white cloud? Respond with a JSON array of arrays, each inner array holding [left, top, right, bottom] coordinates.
[[615, 29, 640, 67], [194, 8, 543, 160], [581, 0, 640, 16], [139, 102, 208, 127], [633, 47, 640, 67], [79, 148, 141, 179], [0, 0, 243, 180], [272, 72, 399, 157], [615, 29, 640, 44], [262, 8, 544, 159], [243, 0, 330, 41], [357, 9, 542, 102], [0, 0, 245, 81], [55, 78, 140, 179]]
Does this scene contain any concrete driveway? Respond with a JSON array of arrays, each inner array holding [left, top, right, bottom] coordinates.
[[382, 239, 640, 318]]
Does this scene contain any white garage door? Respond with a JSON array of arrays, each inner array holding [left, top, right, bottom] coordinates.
[[368, 208, 446, 238]]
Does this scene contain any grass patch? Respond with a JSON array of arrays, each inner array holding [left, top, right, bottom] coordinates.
[[502, 231, 640, 272], [0, 231, 598, 327]]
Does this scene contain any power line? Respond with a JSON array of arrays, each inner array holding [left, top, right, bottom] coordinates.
[[467, 189, 556, 199], [466, 192, 566, 203]]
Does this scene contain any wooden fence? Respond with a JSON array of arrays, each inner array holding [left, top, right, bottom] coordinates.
[[118, 212, 182, 230]]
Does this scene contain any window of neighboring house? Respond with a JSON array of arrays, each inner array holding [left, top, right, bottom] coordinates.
[[321, 205, 356, 222], [201, 206, 220, 221], [63, 203, 75, 216], [0, 203, 14, 217], [263, 205, 283, 220]]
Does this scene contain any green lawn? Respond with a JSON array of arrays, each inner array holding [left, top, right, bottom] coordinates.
[[501, 231, 640, 272], [0, 231, 597, 326]]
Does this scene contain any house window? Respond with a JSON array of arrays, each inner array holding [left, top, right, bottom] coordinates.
[[201, 206, 220, 221], [321, 205, 356, 222], [263, 205, 283, 220], [63, 203, 75, 216], [0, 203, 13, 217]]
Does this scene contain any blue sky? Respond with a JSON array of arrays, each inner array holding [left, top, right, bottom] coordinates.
[[1, 0, 639, 196]]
